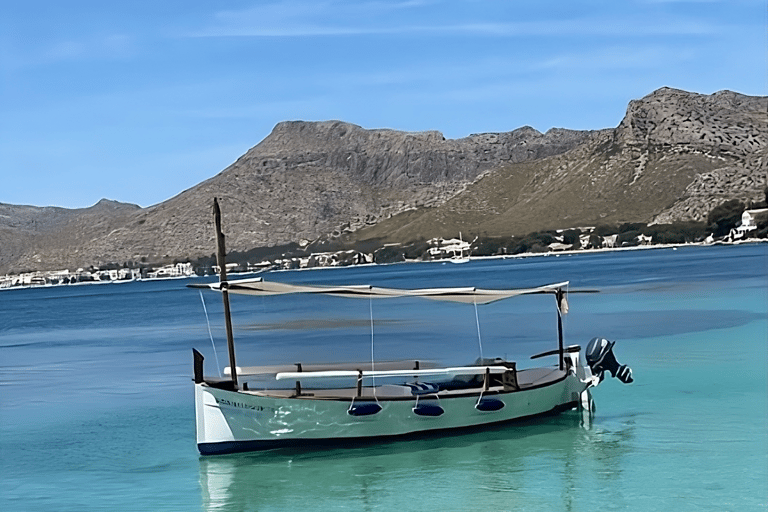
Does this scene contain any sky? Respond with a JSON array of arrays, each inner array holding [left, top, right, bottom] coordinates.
[[1, 0, 765, 209]]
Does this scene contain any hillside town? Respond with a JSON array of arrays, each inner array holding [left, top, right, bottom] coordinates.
[[0, 262, 194, 289]]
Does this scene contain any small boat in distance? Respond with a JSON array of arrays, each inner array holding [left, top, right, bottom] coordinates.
[[190, 199, 633, 456], [450, 232, 471, 263], [427, 232, 473, 263]]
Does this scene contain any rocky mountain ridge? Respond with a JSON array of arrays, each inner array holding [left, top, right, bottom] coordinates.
[[1, 87, 765, 274], [345, 88, 766, 244]]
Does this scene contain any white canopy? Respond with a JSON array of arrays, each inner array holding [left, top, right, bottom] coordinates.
[[192, 277, 569, 305]]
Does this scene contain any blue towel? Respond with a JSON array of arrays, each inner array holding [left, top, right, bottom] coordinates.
[[405, 382, 439, 395]]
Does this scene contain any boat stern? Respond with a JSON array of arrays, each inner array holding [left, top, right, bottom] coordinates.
[[585, 337, 633, 384]]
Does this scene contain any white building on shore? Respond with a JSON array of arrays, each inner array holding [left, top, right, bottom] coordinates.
[[146, 262, 194, 279], [735, 208, 768, 238]]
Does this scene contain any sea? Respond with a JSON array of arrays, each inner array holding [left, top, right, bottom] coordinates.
[[1, 244, 766, 511]]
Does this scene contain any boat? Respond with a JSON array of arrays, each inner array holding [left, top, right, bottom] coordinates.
[[449, 232, 471, 263], [428, 232, 473, 263], [191, 199, 633, 456]]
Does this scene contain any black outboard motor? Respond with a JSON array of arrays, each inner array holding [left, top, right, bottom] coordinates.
[[586, 337, 633, 384]]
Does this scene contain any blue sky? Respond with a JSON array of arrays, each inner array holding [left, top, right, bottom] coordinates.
[[1, 0, 765, 209]]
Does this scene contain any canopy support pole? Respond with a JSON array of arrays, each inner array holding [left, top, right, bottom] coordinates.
[[557, 309, 564, 371], [213, 198, 238, 390]]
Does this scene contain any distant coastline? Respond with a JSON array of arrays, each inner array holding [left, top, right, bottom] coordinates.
[[2, 238, 764, 291]]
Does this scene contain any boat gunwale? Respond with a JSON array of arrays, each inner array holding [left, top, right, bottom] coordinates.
[[201, 367, 569, 401]]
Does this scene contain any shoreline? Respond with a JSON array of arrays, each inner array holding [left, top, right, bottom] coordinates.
[[2, 239, 765, 291]]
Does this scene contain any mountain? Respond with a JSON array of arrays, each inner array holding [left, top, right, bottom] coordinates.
[[345, 88, 767, 243], [1, 87, 765, 274], [0, 199, 141, 273]]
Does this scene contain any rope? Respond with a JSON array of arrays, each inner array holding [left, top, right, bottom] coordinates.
[[199, 290, 222, 377], [474, 294, 484, 360], [369, 294, 378, 401]]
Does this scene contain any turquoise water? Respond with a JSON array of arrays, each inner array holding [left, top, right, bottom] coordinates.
[[1, 244, 766, 511]]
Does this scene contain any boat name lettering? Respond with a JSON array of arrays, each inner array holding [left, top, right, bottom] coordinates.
[[215, 398, 272, 412]]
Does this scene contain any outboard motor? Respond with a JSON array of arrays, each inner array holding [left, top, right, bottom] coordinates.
[[586, 337, 633, 384]]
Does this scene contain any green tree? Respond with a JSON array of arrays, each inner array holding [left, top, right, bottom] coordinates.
[[707, 199, 744, 237], [562, 229, 582, 249], [588, 234, 603, 249]]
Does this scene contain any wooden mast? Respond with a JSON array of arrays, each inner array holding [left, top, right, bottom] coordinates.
[[213, 198, 238, 390]]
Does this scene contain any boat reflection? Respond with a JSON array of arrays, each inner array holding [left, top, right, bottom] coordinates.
[[199, 411, 635, 511]]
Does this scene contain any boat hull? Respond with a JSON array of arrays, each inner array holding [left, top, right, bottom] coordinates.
[[195, 371, 590, 455]]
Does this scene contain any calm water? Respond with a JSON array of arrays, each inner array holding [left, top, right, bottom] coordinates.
[[1, 244, 766, 511]]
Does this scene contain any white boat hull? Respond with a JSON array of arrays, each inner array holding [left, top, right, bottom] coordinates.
[[195, 369, 592, 455]]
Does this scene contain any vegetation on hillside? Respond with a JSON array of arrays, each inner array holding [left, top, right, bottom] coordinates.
[[180, 195, 768, 271]]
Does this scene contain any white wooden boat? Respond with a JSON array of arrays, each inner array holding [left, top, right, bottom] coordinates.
[[191, 199, 632, 456]]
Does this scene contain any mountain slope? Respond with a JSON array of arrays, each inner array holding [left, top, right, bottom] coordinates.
[[346, 88, 767, 242], [1, 122, 594, 273], [0, 200, 141, 272], [1, 87, 765, 274]]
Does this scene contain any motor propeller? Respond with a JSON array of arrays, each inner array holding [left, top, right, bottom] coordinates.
[[585, 337, 633, 384]]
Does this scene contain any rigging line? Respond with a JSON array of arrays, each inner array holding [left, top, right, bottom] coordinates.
[[474, 295, 484, 360], [199, 290, 222, 377], [369, 294, 378, 400]]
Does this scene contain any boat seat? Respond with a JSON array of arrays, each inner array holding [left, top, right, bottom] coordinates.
[[516, 367, 564, 388]]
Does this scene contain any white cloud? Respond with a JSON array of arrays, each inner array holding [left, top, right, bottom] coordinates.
[[185, 0, 719, 39], [533, 45, 697, 72]]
